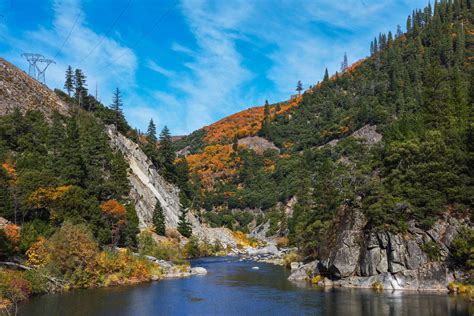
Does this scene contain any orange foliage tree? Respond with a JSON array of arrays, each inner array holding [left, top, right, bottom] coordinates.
[[100, 200, 127, 246], [2, 162, 19, 224], [4, 224, 20, 252]]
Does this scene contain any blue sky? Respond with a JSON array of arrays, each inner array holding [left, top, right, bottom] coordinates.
[[0, 0, 428, 135]]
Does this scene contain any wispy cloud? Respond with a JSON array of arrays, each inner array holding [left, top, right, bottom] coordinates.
[[171, 42, 193, 55], [146, 59, 175, 78], [151, 0, 254, 133]]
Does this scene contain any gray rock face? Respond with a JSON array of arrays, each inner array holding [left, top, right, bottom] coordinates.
[[237, 136, 280, 155], [106, 126, 182, 229], [320, 208, 366, 279], [306, 207, 470, 291], [350, 124, 382, 145]]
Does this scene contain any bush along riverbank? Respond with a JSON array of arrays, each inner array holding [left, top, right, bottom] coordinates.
[[0, 222, 229, 314]]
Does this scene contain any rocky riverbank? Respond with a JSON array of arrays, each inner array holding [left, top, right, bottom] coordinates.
[[287, 208, 472, 292]]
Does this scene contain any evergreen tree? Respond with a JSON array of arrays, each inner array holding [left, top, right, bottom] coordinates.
[[261, 100, 271, 137], [123, 205, 139, 248], [323, 68, 329, 81], [73, 69, 87, 108], [296, 80, 303, 95], [406, 14, 412, 33], [396, 24, 403, 38], [61, 116, 85, 185], [177, 209, 192, 238], [64, 66, 74, 97], [146, 119, 157, 143], [110, 88, 124, 129], [158, 126, 176, 182], [144, 118, 158, 165], [152, 201, 166, 235]]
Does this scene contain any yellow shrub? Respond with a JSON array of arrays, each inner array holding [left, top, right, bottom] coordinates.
[[26, 237, 49, 267], [311, 275, 321, 285], [371, 281, 383, 291]]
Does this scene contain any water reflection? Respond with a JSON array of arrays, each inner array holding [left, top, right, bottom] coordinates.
[[18, 257, 472, 316]]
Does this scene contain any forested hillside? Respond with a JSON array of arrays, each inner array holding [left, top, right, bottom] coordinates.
[[0, 0, 473, 307], [175, 0, 474, 261]]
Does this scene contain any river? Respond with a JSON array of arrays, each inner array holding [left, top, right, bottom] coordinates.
[[18, 256, 472, 316]]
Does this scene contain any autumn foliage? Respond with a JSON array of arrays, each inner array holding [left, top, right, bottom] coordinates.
[[100, 200, 127, 246], [203, 97, 301, 144], [28, 186, 72, 209], [4, 224, 20, 251], [100, 199, 126, 218], [26, 237, 49, 267], [186, 144, 240, 190], [187, 97, 302, 189]]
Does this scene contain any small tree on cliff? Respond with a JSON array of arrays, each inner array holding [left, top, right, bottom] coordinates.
[[152, 201, 166, 236], [177, 209, 192, 238], [296, 80, 303, 95], [64, 66, 74, 96]]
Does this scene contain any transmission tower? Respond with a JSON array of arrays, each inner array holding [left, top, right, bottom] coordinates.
[[36, 58, 56, 84], [21, 53, 44, 78]]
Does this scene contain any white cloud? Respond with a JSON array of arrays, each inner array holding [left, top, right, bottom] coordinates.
[[150, 0, 254, 132], [171, 42, 193, 55], [146, 59, 175, 78]]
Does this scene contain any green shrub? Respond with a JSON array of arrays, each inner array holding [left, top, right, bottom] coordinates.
[[451, 226, 474, 269], [421, 241, 441, 261]]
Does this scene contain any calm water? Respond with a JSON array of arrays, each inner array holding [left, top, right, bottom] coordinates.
[[18, 256, 472, 316]]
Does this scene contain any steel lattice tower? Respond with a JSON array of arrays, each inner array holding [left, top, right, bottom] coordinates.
[[21, 53, 44, 79], [36, 58, 56, 84]]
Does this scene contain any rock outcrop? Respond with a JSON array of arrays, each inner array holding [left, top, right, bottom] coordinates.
[[0, 58, 69, 116], [289, 207, 470, 291], [237, 136, 280, 155], [106, 125, 182, 229], [317, 124, 383, 149]]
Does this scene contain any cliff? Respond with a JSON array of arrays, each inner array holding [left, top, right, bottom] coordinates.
[[106, 125, 182, 228], [290, 207, 471, 291]]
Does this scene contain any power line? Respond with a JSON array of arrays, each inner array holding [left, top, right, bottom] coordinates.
[[79, 0, 133, 63], [98, 0, 178, 71], [53, 10, 82, 59]]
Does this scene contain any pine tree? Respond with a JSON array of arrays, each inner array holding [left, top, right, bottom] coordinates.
[[152, 201, 166, 235], [177, 208, 192, 238], [61, 116, 85, 185], [64, 66, 74, 97], [146, 119, 157, 143], [73, 69, 87, 108], [158, 126, 176, 182], [323, 68, 329, 81], [406, 15, 412, 33], [396, 24, 403, 38], [261, 100, 271, 137], [110, 88, 123, 129], [123, 205, 139, 248], [296, 80, 303, 95]]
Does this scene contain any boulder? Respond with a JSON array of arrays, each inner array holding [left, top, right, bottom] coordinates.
[[288, 260, 319, 281], [290, 262, 303, 271], [191, 267, 208, 275], [246, 244, 280, 257]]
